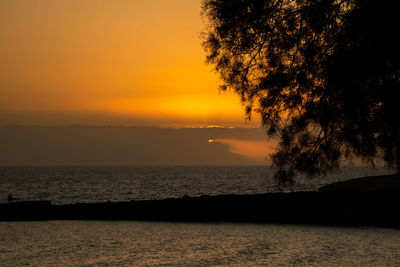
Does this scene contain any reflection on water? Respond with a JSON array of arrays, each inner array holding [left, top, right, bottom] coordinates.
[[0, 166, 395, 204], [0, 221, 399, 266]]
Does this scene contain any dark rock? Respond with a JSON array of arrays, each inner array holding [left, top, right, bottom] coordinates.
[[319, 173, 400, 192], [1, 174, 399, 227]]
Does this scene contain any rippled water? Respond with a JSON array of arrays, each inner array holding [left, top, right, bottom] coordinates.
[[0, 166, 395, 204], [1, 167, 398, 265], [0, 221, 399, 266]]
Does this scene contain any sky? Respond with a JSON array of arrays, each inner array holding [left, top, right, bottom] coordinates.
[[0, 0, 271, 164], [0, 0, 259, 127]]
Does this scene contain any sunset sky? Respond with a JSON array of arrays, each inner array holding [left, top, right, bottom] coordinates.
[[0, 0, 270, 164], [0, 0, 259, 128]]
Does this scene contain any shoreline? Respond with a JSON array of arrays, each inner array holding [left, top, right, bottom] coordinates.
[[1, 173, 399, 227]]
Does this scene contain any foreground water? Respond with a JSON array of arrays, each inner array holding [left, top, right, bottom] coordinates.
[[0, 221, 399, 266], [0, 166, 395, 204], [1, 166, 398, 265]]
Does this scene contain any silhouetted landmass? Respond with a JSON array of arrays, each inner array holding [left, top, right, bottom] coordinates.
[[0, 126, 266, 165], [319, 173, 400, 192], [1, 173, 399, 227]]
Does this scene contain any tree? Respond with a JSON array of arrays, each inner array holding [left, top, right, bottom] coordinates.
[[202, 0, 400, 183]]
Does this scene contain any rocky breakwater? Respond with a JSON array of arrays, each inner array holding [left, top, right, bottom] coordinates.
[[1, 173, 399, 227]]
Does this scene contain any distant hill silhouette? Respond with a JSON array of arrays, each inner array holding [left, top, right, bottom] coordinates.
[[0, 126, 266, 165]]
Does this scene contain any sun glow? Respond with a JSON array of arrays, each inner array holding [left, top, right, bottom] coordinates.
[[0, 0, 255, 127]]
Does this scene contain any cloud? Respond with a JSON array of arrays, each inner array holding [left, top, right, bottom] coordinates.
[[215, 139, 274, 161]]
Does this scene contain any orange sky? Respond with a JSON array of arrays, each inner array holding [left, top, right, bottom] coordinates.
[[0, 0, 259, 127]]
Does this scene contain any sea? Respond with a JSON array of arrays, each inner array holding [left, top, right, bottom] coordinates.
[[0, 166, 399, 266]]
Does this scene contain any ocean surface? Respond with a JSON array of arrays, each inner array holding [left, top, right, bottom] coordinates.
[[1, 166, 398, 266], [0, 165, 395, 204], [1, 221, 399, 266]]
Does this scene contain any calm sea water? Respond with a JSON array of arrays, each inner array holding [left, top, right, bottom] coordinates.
[[0, 221, 399, 266], [0, 166, 395, 204]]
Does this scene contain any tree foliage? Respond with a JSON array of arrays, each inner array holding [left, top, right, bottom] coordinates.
[[202, 0, 400, 183]]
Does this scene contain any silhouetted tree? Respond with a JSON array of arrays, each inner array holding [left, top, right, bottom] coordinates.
[[202, 0, 400, 183]]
